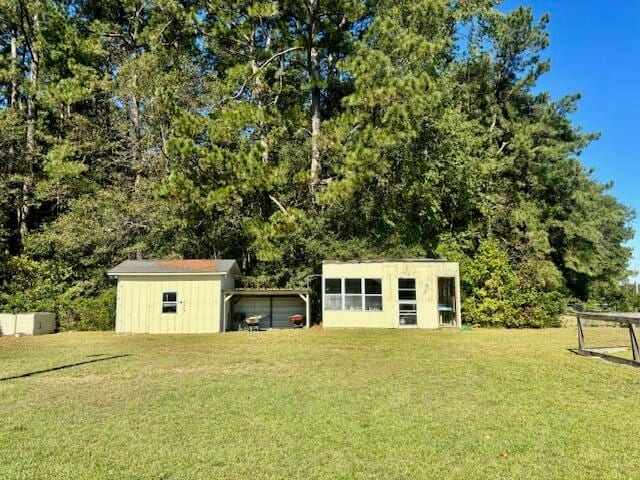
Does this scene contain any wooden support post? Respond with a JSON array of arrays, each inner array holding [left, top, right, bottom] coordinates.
[[222, 297, 227, 333], [223, 293, 235, 333], [298, 293, 310, 328], [629, 324, 639, 363], [577, 315, 585, 351], [269, 296, 273, 328]]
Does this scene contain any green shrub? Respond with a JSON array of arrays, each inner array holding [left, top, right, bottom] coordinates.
[[456, 238, 564, 328], [57, 288, 116, 331]]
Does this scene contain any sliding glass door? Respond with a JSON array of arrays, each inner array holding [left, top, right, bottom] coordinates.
[[398, 278, 417, 326]]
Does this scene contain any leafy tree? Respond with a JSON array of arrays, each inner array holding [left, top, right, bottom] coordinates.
[[0, 0, 634, 328]]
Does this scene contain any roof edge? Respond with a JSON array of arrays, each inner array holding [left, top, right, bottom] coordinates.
[[322, 258, 453, 264], [107, 271, 229, 277]]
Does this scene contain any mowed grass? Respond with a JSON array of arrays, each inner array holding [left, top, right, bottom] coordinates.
[[1, 327, 639, 480]]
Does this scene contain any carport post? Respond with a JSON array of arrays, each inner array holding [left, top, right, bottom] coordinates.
[[223, 293, 234, 333], [299, 293, 310, 328]]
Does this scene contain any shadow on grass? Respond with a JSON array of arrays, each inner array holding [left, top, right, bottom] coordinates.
[[0, 354, 132, 381], [568, 348, 639, 368]]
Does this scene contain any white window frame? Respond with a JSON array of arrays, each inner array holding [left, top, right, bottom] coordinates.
[[162, 291, 178, 314], [363, 278, 383, 312], [323, 278, 383, 312], [398, 278, 417, 327], [323, 278, 343, 311], [344, 278, 363, 311]]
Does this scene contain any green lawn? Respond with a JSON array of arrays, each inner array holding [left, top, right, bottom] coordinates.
[[1, 328, 639, 480]]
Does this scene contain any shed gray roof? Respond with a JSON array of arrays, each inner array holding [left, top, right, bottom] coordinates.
[[108, 259, 240, 276]]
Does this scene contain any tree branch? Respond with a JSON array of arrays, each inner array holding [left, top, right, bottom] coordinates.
[[269, 194, 288, 214]]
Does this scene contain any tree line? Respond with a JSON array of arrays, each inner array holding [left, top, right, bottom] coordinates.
[[0, 0, 634, 328]]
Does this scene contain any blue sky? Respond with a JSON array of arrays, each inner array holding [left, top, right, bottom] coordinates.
[[500, 0, 640, 281]]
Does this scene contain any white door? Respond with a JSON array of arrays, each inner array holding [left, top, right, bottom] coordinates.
[[398, 278, 418, 327]]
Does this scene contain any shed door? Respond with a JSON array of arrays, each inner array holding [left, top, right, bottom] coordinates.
[[272, 297, 306, 328]]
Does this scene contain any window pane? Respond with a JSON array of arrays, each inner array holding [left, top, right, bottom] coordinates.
[[365, 296, 383, 311], [163, 292, 176, 302], [365, 279, 382, 295], [399, 290, 416, 300], [162, 304, 177, 313], [345, 278, 362, 294], [398, 278, 415, 289], [439, 311, 455, 326], [324, 294, 342, 310], [399, 303, 417, 312], [344, 295, 363, 311], [399, 313, 417, 326], [325, 279, 342, 294]]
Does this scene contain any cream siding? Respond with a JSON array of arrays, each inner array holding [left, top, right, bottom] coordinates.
[[115, 274, 227, 334], [321, 261, 461, 329]]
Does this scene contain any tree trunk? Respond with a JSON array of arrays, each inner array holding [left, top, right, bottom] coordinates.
[[130, 16, 142, 190], [251, 57, 269, 165], [19, 12, 39, 247], [308, 42, 321, 190], [305, 0, 321, 191], [10, 31, 18, 109], [130, 91, 142, 189]]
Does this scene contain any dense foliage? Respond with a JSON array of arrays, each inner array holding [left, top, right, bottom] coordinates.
[[0, 0, 634, 329]]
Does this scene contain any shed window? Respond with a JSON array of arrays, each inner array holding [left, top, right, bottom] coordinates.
[[364, 279, 383, 311], [345, 278, 363, 311], [323, 278, 383, 312], [324, 279, 342, 310], [162, 292, 178, 313]]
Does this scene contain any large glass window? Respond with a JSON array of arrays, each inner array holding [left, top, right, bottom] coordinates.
[[364, 279, 383, 311], [162, 292, 177, 313], [345, 278, 363, 311], [323, 278, 383, 312], [324, 279, 342, 310], [398, 279, 417, 326], [438, 277, 456, 326]]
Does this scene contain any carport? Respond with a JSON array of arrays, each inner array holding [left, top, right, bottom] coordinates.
[[223, 288, 310, 331]]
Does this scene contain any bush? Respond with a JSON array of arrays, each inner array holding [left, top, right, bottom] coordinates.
[[57, 288, 116, 331], [456, 238, 564, 328]]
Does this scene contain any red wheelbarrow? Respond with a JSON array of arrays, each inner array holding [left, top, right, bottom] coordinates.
[[289, 314, 305, 328]]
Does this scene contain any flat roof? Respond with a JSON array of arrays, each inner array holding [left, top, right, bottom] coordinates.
[[322, 258, 452, 264], [108, 259, 240, 275]]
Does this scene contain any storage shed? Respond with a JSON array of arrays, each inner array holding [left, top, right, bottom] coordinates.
[[322, 259, 461, 329], [0, 312, 56, 336], [108, 259, 241, 334]]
